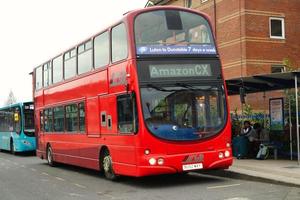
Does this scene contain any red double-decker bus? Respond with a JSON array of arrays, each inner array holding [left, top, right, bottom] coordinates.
[[33, 6, 232, 180]]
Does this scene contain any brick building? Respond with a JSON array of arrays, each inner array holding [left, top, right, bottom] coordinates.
[[146, 0, 300, 112]]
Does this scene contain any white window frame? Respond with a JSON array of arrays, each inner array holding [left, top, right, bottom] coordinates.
[[145, 1, 154, 7], [271, 65, 286, 73], [184, 0, 192, 8], [269, 17, 285, 39]]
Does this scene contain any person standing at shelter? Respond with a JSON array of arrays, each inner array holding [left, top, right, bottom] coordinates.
[[240, 120, 257, 157], [253, 122, 269, 143]]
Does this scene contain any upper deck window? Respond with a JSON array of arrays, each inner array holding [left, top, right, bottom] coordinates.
[[135, 10, 216, 55], [35, 66, 43, 90], [64, 49, 77, 79], [43, 62, 52, 87], [94, 31, 109, 68], [112, 23, 128, 63], [52, 56, 63, 84], [78, 40, 93, 74]]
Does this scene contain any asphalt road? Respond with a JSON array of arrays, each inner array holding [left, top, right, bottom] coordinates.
[[0, 151, 299, 200]]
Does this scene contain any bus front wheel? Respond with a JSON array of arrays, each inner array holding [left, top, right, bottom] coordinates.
[[102, 150, 117, 180], [46, 145, 56, 167]]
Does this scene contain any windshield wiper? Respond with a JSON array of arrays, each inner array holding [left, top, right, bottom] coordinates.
[[147, 84, 171, 91], [176, 83, 220, 91], [175, 83, 196, 90]]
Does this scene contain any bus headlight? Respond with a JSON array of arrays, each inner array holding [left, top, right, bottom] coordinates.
[[225, 150, 230, 158], [22, 140, 30, 146], [157, 158, 164, 165], [144, 149, 150, 155], [226, 143, 231, 148], [149, 158, 156, 165], [218, 152, 224, 159]]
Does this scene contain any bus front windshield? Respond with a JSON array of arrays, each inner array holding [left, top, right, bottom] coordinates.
[[24, 111, 34, 131], [141, 84, 226, 141], [135, 10, 216, 55], [23, 104, 35, 135]]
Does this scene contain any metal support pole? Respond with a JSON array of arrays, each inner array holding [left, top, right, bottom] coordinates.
[[295, 75, 300, 165], [289, 97, 293, 160], [263, 91, 266, 128]]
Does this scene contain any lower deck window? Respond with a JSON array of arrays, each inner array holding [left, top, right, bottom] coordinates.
[[42, 102, 85, 133], [117, 94, 138, 133], [65, 104, 78, 132], [53, 106, 64, 132]]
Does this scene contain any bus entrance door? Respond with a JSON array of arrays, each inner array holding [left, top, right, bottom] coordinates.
[[86, 97, 100, 137]]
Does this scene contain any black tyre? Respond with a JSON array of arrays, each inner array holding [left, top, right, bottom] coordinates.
[[102, 150, 117, 180], [46, 145, 56, 167], [10, 139, 15, 155]]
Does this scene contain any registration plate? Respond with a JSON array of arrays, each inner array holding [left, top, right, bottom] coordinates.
[[182, 163, 203, 171]]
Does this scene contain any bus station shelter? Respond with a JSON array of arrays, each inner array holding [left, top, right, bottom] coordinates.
[[226, 71, 300, 165]]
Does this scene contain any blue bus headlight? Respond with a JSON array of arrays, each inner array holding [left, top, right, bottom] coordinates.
[[22, 140, 31, 146]]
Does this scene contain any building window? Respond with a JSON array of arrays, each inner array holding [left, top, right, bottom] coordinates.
[[269, 17, 285, 39], [146, 1, 154, 7], [184, 0, 192, 8], [271, 65, 285, 73]]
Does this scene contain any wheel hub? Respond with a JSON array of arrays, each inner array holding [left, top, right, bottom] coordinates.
[[48, 149, 52, 163], [103, 156, 111, 172]]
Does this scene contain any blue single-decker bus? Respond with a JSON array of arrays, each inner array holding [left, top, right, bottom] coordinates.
[[0, 102, 36, 153]]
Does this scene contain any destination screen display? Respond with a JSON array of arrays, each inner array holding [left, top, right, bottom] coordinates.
[[149, 64, 212, 78], [135, 10, 216, 56], [137, 45, 216, 55]]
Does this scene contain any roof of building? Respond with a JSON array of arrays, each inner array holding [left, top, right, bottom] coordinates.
[[226, 71, 300, 95], [145, 0, 171, 7]]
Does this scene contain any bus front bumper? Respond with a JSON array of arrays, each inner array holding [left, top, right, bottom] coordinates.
[[135, 150, 233, 177], [14, 138, 36, 152]]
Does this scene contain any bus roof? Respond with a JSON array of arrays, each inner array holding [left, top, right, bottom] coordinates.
[[0, 102, 33, 110], [33, 6, 211, 71]]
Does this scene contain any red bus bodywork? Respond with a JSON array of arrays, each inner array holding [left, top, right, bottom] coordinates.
[[34, 6, 232, 177]]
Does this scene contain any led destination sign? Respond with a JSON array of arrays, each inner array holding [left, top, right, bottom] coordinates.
[[137, 45, 216, 55], [149, 64, 212, 78]]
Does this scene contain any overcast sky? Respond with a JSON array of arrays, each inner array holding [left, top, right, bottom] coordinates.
[[0, 0, 147, 106]]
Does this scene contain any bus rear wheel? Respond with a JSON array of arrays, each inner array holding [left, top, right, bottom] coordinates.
[[102, 150, 117, 180], [10, 139, 15, 155], [46, 145, 56, 167]]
